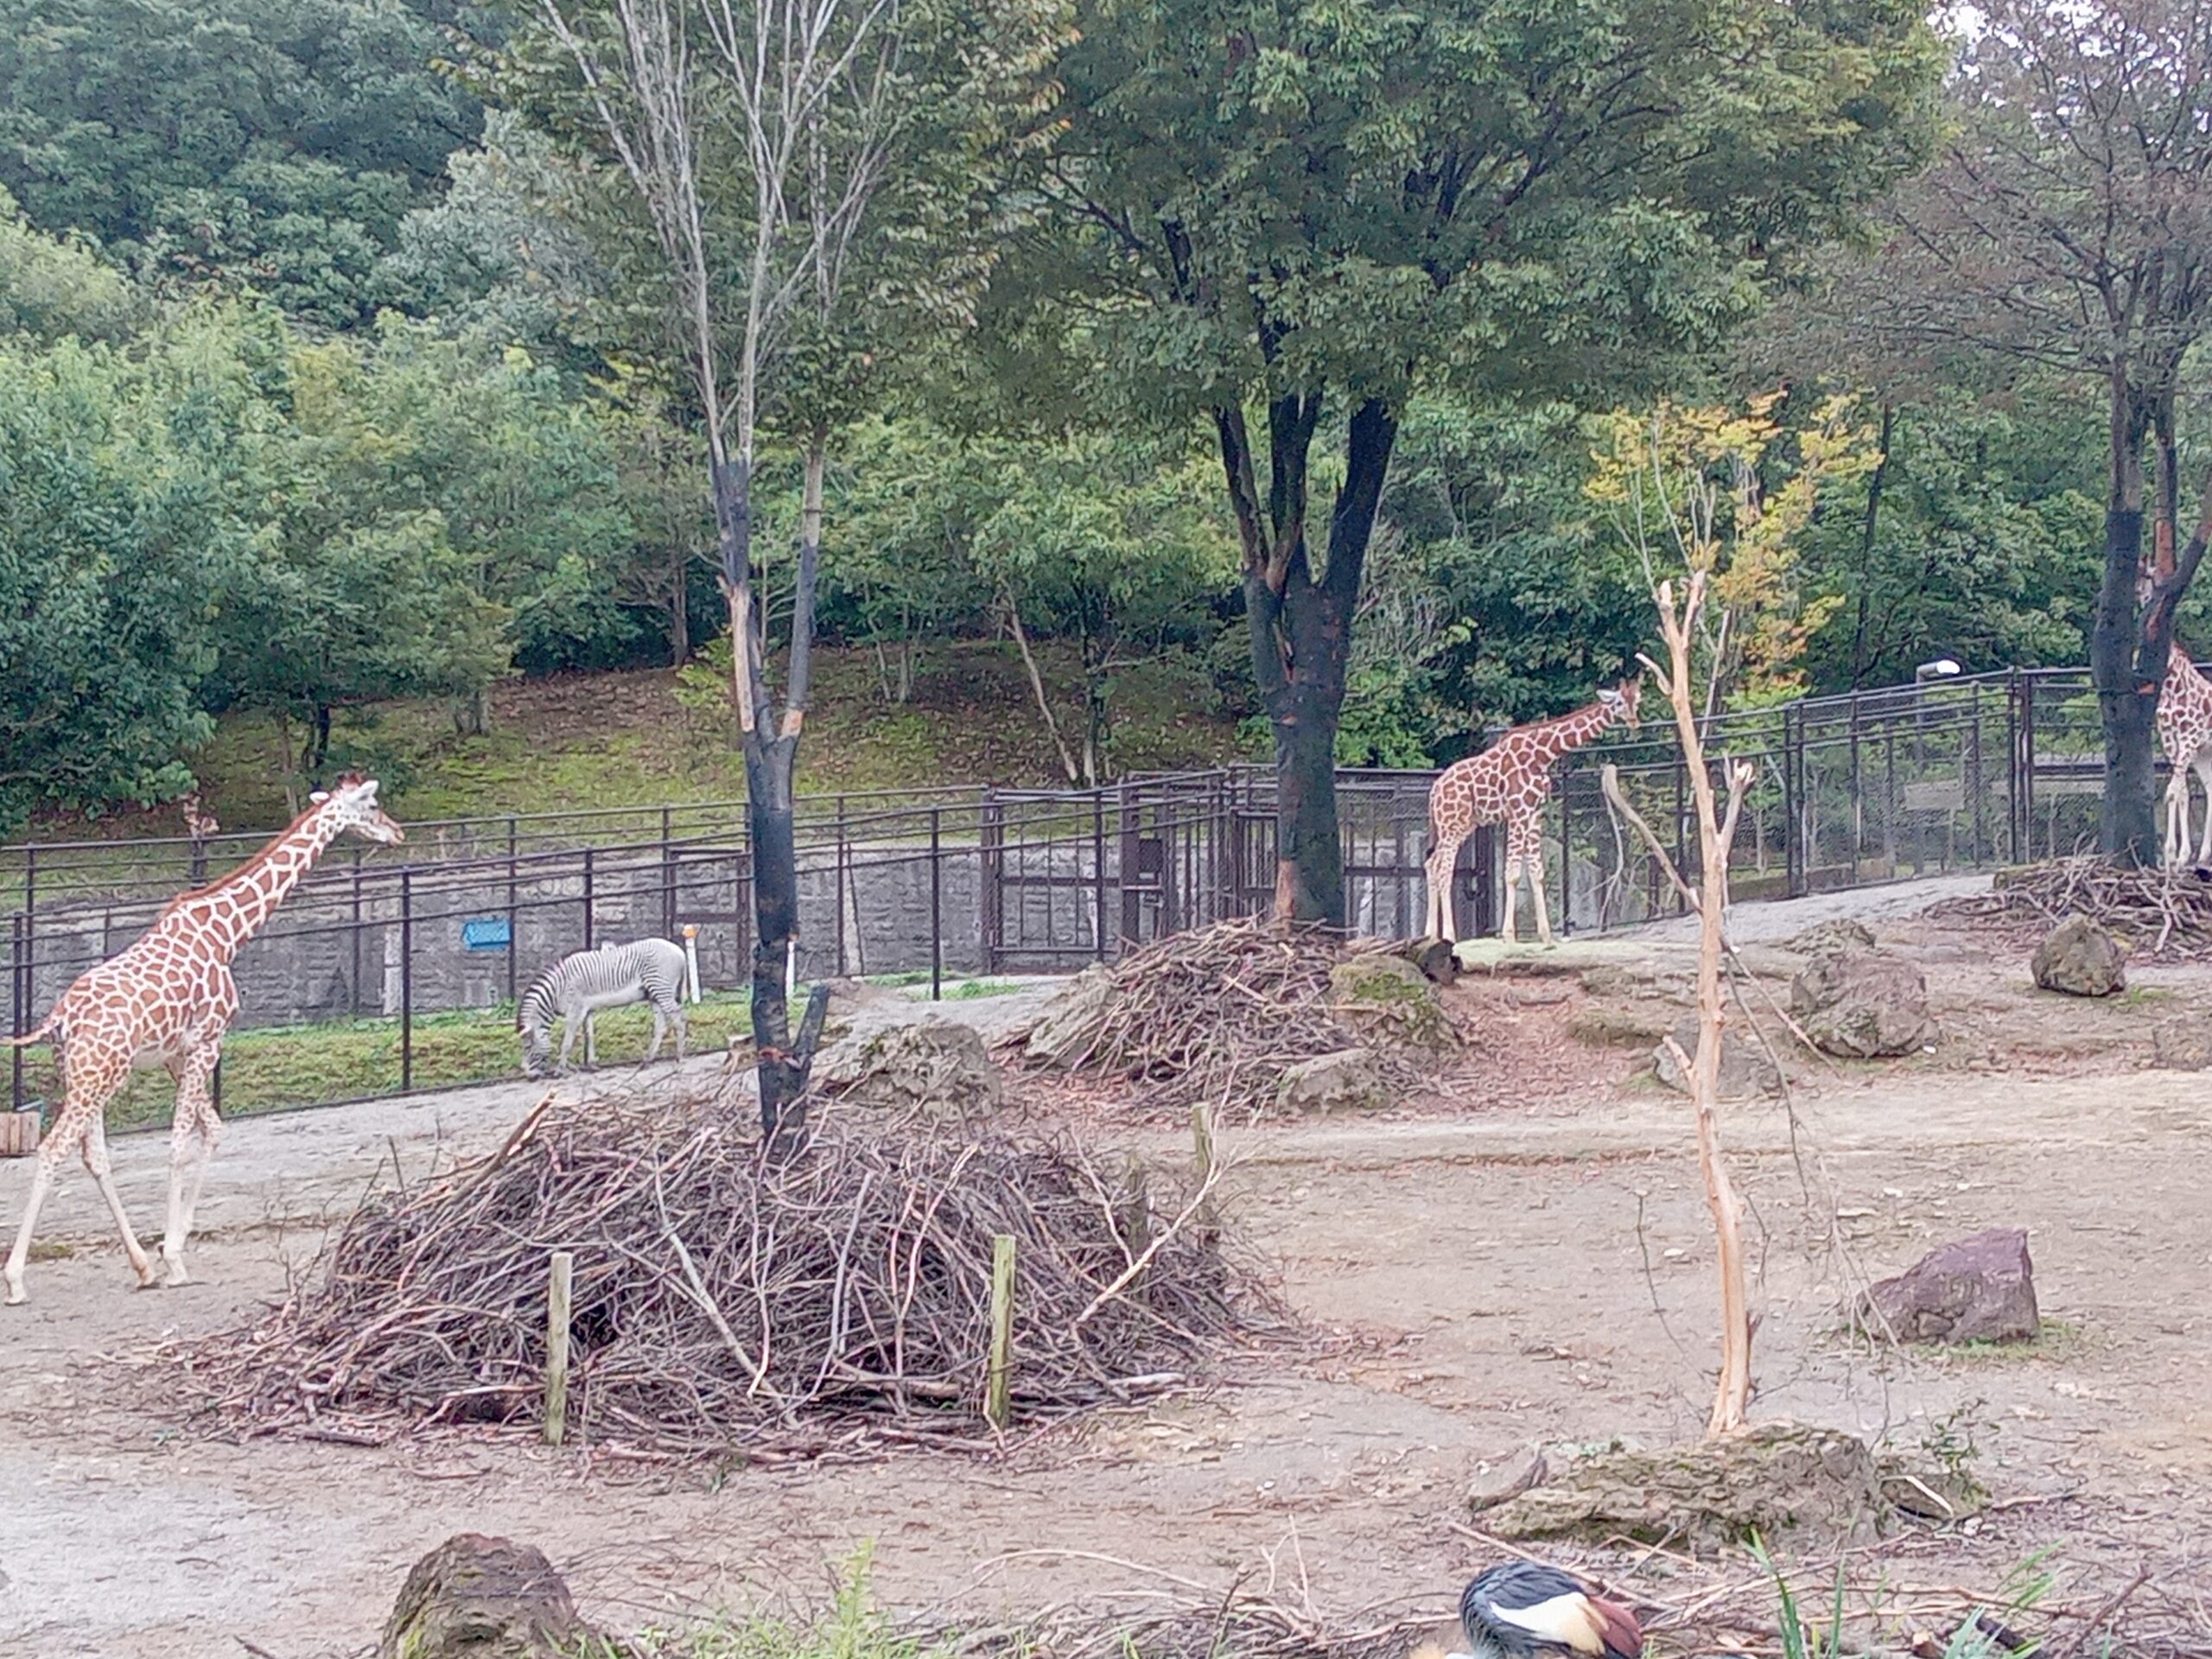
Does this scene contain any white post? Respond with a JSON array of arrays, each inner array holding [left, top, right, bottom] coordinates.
[[681, 925, 702, 1004]]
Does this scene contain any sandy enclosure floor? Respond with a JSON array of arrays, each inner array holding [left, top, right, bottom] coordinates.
[[3, 880, 2210, 1658]]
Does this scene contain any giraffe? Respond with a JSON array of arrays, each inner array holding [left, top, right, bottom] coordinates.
[[1, 775, 404, 1304], [1423, 679, 1643, 946], [2160, 639, 2212, 866]]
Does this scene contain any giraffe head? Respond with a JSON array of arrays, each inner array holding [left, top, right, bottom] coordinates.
[[311, 774, 406, 847], [1597, 676, 1643, 732]]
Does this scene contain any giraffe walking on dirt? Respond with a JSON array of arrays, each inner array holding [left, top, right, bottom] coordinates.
[[2160, 641, 2212, 867], [1423, 681, 1642, 946], [1, 776, 404, 1304]]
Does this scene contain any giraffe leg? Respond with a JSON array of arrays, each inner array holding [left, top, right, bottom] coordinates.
[[168, 1103, 220, 1287], [4, 1153, 59, 1306], [1499, 852, 1521, 944], [2166, 772, 2187, 865], [1424, 841, 1460, 943], [1526, 839, 1554, 945], [80, 1111, 156, 1289], [161, 1052, 219, 1287], [2195, 760, 2212, 864]]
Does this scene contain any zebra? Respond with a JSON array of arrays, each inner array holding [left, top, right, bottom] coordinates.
[[518, 938, 690, 1077]]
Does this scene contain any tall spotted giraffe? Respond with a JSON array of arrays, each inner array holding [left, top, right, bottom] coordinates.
[[2161, 639, 2212, 866], [1424, 680, 1643, 945], [2, 776, 404, 1304]]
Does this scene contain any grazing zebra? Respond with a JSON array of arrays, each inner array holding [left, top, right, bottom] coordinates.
[[519, 938, 690, 1077]]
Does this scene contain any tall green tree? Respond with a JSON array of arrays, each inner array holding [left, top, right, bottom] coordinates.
[[1836, 0, 2212, 861], [996, 0, 1942, 921], [0, 336, 226, 833], [518, 0, 1065, 1147], [0, 0, 481, 327]]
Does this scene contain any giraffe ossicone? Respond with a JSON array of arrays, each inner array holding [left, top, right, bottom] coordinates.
[[1423, 678, 1643, 948], [2, 776, 404, 1305]]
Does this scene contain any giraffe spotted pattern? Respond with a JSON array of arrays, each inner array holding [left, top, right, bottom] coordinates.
[[1, 776, 404, 1305], [1424, 679, 1643, 946], [2160, 643, 2212, 867]]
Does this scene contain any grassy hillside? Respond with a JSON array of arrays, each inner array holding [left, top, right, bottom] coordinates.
[[27, 642, 1249, 842]]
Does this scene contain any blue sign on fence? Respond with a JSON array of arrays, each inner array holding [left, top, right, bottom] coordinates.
[[461, 917, 512, 952]]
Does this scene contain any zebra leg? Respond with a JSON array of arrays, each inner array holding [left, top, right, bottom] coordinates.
[[557, 1012, 581, 1073], [645, 1003, 666, 1062], [584, 1009, 597, 1066], [671, 999, 688, 1060]]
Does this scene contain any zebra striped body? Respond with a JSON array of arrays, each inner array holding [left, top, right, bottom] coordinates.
[[519, 938, 690, 1077]]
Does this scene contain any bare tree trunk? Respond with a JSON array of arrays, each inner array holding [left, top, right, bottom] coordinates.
[[669, 551, 690, 666], [1644, 572, 1756, 1438], [1004, 588, 1081, 784], [1214, 396, 1396, 925], [2094, 366, 2156, 864]]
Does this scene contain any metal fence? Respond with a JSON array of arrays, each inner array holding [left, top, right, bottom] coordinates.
[[0, 665, 2125, 1122]]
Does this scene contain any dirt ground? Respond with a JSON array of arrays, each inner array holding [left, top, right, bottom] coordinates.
[[3, 875, 2211, 1658]]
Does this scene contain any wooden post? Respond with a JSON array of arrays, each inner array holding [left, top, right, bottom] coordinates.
[[0, 1109, 39, 1159], [544, 1250, 575, 1446], [1112, 1158, 1152, 1304], [1191, 1103, 1217, 1247], [986, 1233, 1015, 1432]]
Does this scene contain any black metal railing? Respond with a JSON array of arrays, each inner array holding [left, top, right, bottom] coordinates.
[[0, 665, 2129, 1123]]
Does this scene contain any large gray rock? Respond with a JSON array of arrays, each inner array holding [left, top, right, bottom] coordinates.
[[1276, 1047, 1387, 1115], [1329, 955, 1457, 1049], [1788, 918, 1878, 957], [1789, 949, 1935, 1058], [1652, 1013, 1782, 1100], [2031, 915, 2126, 997], [821, 1021, 1002, 1122], [379, 1534, 588, 1659], [1859, 1227, 2039, 1344], [1022, 963, 1116, 1067]]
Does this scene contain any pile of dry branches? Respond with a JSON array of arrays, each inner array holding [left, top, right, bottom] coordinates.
[[1046, 915, 1423, 1113], [181, 1090, 1269, 1458], [1930, 855, 2212, 956]]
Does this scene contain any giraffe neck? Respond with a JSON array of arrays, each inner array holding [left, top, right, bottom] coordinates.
[[168, 804, 346, 961], [1524, 700, 1616, 762]]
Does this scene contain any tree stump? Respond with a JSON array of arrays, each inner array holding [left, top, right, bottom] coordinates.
[[378, 1534, 590, 1659], [1478, 1421, 1886, 1548]]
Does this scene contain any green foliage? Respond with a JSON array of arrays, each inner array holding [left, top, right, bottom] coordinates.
[[1799, 390, 2106, 688], [996, 0, 1942, 429], [825, 416, 1234, 779], [0, 188, 139, 342], [0, 0, 482, 328], [0, 334, 225, 833]]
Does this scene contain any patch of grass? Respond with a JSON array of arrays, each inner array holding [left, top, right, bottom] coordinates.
[[22, 642, 1245, 847], [585, 1548, 948, 1659], [1940, 1317, 2086, 1363], [860, 970, 1027, 1000], [2120, 985, 2174, 1007], [15, 994, 756, 1133]]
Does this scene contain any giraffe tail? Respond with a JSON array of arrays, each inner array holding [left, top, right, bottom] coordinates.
[[0, 1014, 55, 1048]]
